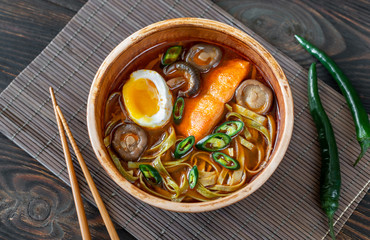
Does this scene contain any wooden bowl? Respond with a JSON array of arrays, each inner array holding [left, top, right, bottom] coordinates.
[[87, 18, 294, 212]]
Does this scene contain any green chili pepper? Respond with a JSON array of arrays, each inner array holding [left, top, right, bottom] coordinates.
[[196, 133, 231, 152], [188, 166, 199, 189], [308, 63, 340, 240], [214, 121, 244, 137], [174, 136, 195, 159], [173, 97, 185, 124], [139, 164, 162, 185], [295, 35, 370, 166], [161, 45, 183, 66], [212, 152, 240, 170]]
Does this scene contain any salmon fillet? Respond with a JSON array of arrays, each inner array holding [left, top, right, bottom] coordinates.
[[175, 59, 251, 141]]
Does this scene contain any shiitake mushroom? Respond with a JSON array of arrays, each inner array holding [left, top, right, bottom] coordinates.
[[164, 61, 200, 98], [185, 43, 222, 72], [235, 80, 273, 115], [112, 124, 148, 161]]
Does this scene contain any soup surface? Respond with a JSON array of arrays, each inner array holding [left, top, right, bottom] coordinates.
[[103, 40, 278, 202]]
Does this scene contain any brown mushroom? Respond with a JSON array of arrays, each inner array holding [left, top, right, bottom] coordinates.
[[112, 124, 148, 161], [166, 77, 186, 91], [164, 61, 201, 97], [185, 43, 222, 72], [235, 80, 273, 114]]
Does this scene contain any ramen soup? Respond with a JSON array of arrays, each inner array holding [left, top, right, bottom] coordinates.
[[103, 41, 278, 202]]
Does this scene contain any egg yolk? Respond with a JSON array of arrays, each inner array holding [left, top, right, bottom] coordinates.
[[122, 77, 160, 120]]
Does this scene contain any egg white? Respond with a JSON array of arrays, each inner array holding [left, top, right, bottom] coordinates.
[[123, 69, 173, 128]]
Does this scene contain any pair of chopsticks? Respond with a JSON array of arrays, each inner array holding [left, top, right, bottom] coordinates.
[[50, 87, 119, 240]]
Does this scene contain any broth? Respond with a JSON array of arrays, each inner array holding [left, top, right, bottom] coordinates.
[[103, 40, 278, 202]]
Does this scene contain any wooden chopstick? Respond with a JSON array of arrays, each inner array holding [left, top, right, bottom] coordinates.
[[49, 88, 119, 240], [50, 87, 91, 240]]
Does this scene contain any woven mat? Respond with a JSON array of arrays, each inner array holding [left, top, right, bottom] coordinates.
[[0, 0, 369, 239]]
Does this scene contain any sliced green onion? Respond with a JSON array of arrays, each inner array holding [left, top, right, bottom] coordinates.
[[161, 45, 183, 66], [212, 152, 240, 170], [173, 97, 185, 124], [174, 135, 195, 159], [196, 133, 231, 152], [188, 166, 199, 189], [139, 164, 162, 185], [214, 120, 244, 137]]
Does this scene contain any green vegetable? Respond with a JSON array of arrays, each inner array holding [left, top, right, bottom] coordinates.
[[161, 45, 183, 66], [196, 133, 231, 152], [295, 35, 370, 166], [212, 152, 240, 170], [174, 136, 195, 159], [188, 166, 199, 189], [139, 164, 162, 185], [173, 97, 185, 124], [214, 121, 244, 137], [308, 63, 341, 240]]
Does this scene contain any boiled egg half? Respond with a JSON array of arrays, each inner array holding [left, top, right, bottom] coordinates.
[[122, 70, 173, 128]]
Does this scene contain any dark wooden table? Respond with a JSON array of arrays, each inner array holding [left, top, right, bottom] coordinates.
[[0, 0, 369, 239]]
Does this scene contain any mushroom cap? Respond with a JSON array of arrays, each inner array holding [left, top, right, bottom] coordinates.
[[164, 61, 201, 98], [235, 80, 273, 114], [185, 43, 222, 72], [112, 124, 148, 161]]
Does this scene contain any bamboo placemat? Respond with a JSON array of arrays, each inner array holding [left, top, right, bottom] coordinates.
[[0, 0, 369, 239]]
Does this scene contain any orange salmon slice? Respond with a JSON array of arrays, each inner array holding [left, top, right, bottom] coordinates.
[[175, 59, 251, 141]]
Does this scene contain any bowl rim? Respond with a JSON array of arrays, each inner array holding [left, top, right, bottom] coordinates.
[[87, 18, 294, 212]]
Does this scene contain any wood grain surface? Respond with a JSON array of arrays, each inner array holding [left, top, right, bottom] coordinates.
[[0, 0, 368, 239]]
